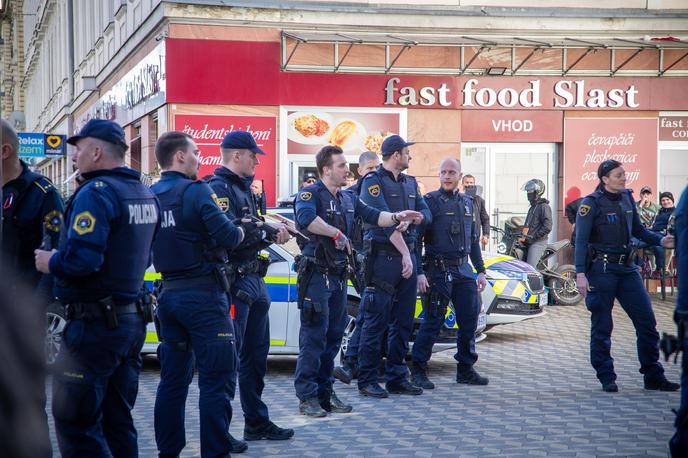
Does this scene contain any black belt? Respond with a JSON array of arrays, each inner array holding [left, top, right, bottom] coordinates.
[[162, 274, 218, 290], [441, 256, 468, 267], [65, 301, 138, 320], [304, 257, 348, 276], [593, 253, 629, 264], [373, 241, 415, 256]]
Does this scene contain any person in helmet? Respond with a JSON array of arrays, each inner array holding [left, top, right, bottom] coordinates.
[[519, 178, 553, 267]]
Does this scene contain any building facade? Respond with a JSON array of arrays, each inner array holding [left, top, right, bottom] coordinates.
[[3, 0, 688, 242]]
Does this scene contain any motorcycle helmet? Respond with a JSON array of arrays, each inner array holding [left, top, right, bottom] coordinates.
[[521, 178, 546, 202]]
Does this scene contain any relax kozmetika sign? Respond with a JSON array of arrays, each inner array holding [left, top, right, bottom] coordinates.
[[18, 133, 66, 158]]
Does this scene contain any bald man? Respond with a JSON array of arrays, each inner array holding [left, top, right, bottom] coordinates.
[[411, 158, 489, 389]]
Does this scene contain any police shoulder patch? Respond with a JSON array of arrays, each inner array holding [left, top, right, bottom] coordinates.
[[578, 204, 591, 217], [368, 184, 381, 197], [210, 193, 221, 208], [72, 211, 96, 235], [217, 197, 230, 212], [300, 191, 312, 201], [44, 210, 63, 232]]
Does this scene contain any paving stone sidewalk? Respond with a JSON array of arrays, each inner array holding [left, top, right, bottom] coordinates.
[[47, 296, 682, 457]]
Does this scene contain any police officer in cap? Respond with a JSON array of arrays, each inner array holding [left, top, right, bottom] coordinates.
[[670, 183, 688, 456], [411, 158, 488, 389], [208, 131, 294, 449], [294, 145, 421, 416], [2, 118, 62, 456], [151, 131, 260, 458], [575, 159, 678, 393], [357, 135, 431, 398], [34, 119, 159, 457]]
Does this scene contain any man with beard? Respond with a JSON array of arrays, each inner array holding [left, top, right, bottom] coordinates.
[[294, 145, 421, 416], [356, 135, 431, 398]]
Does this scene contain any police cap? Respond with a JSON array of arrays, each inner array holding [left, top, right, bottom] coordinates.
[[67, 119, 127, 149], [221, 130, 266, 155]]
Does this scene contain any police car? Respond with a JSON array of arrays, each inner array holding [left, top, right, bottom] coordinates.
[[44, 219, 543, 363]]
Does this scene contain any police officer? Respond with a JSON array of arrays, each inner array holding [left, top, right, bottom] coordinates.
[[151, 131, 259, 458], [575, 159, 678, 393], [294, 145, 421, 416], [670, 183, 688, 457], [208, 131, 293, 448], [357, 135, 431, 398], [34, 119, 159, 457], [1, 118, 62, 457], [411, 158, 488, 389], [334, 150, 380, 384], [2, 118, 64, 289]]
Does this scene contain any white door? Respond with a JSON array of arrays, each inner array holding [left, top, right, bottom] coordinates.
[[461, 143, 557, 251]]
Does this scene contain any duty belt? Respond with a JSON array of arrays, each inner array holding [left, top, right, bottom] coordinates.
[[65, 301, 138, 320], [304, 256, 348, 277], [593, 253, 629, 264], [162, 274, 218, 290], [373, 241, 415, 257]]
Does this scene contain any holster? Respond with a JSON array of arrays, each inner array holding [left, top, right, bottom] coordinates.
[[256, 254, 270, 277], [214, 264, 232, 292], [362, 239, 375, 287], [99, 296, 118, 330], [137, 292, 155, 324], [295, 255, 314, 310], [235, 288, 254, 307]]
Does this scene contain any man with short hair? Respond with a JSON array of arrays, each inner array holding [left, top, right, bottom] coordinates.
[[300, 171, 318, 189], [151, 131, 257, 458], [34, 119, 159, 457], [294, 145, 421, 416], [207, 131, 293, 449], [1, 117, 63, 457], [462, 174, 490, 247], [411, 159, 489, 389], [356, 135, 431, 398]]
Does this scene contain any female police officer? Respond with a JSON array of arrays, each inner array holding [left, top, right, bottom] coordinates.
[[575, 159, 678, 393]]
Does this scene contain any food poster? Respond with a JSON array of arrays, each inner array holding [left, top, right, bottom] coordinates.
[[286, 109, 402, 156], [562, 117, 658, 207], [174, 114, 278, 206]]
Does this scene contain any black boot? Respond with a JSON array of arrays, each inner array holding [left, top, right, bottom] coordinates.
[[456, 365, 489, 385], [244, 421, 295, 440], [333, 358, 356, 384], [644, 377, 680, 391], [411, 362, 435, 389], [319, 390, 353, 413], [386, 379, 423, 395], [299, 397, 327, 417], [228, 433, 248, 453]]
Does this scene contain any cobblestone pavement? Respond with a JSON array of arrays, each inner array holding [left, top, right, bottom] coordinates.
[[47, 296, 682, 457]]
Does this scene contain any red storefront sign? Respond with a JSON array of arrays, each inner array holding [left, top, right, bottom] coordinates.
[[563, 118, 658, 206], [165, 38, 688, 111], [173, 114, 278, 206], [461, 110, 563, 142], [659, 116, 688, 141]]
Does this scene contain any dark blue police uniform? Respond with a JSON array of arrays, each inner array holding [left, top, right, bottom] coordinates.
[[152, 171, 245, 458], [357, 164, 431, 391], [294, 180, 381, 406], [411, 189, 485, 379], [670, 185, 688, 456], [208, 166, 276, 432], [575, 186, 673, 390], [2, 160, 64, 291], [49, 166, 159, 458]]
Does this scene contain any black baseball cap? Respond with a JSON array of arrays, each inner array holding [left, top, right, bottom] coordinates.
[[67, 119, 128, 149], [302, 171, 318, 182], [381, 135, 415, 156], [220, 130, 265, 155]]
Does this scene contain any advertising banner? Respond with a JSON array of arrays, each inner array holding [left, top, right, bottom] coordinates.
[[174, 114, 277, 207], [659, 116, 688, 141], [18, 133, 67, 158], [285, 109, 401, 155], [563, 118, 658, 207]]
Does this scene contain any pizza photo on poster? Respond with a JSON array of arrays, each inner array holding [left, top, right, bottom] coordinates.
[[174, 114, 277, 206], [286, 109, 402, 155], [563, 117, 658, 207]]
